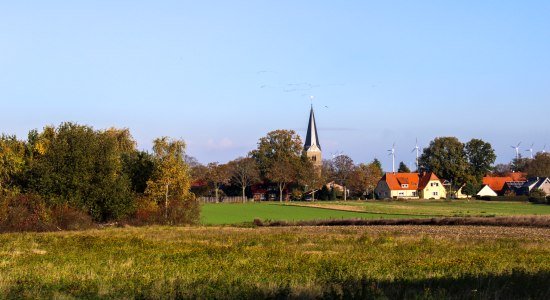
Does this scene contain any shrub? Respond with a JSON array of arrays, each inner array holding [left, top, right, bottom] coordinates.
[[51, 204, 95, 231], [0, 194, 96, 232], [0, 194, 55, 232], [126, 195, 200, 226], [529, 189, 548, 204]]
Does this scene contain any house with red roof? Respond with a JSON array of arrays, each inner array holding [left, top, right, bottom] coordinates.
[[375, 172, 447, 199]]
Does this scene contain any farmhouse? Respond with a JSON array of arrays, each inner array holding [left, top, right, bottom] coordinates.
[[375, 172, 447, 199]]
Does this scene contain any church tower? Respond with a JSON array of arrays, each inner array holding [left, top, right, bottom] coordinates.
[[304, 106, 322, 168]]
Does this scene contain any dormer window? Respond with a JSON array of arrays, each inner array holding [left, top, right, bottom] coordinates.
[[401, 184, 409, 188]]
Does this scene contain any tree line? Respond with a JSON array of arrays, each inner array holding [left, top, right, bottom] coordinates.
[[0, 123, 199, 231]]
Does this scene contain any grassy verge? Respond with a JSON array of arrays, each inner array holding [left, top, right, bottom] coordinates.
[[1, 226, 549, 299]]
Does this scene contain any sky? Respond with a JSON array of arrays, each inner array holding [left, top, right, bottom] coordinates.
[[1, 1, 549, 171]]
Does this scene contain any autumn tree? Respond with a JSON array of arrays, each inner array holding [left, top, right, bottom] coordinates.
[[205, 162, 231, 203], [465, 138, 496, 180], [419, 137, 471, 189], [145, 137, 191, 220], [250, 130, 303, 202], [348, 160, 383, 199], [227, 157, 260, 202], [332, 154, 354, 201]]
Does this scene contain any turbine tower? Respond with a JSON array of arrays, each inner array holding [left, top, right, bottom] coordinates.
[[511, 142, 521, 160], [411, 138, 420, 171], [525, 143, 534, 159], [388, 143, 396, 173]]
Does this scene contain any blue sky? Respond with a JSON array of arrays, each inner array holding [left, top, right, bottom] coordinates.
[[1, 1, 549, 171]]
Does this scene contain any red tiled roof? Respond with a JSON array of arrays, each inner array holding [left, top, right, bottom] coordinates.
[[483, 176, 511, 193], [418, 172, 441, 190]]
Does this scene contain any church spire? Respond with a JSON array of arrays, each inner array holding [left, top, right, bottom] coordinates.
[[304, 106, 321, 151]]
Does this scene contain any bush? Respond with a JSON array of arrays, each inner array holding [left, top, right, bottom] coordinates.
[[476, 196, 529, 202], [126, 195, 200, 226], [529, 189, 548, 204], [0, 194, 95, 233], [0, 194, 54, 232], [51, 204, 94, 231]]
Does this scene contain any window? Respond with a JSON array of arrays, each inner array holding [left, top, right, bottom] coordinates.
[[399, 192, 405, 196], [412, 191, 417, 196], [433, 192, 438, 196], [431, 182, 439, 187], [312, 156, 317, 162], [401, 184, 409, 188]]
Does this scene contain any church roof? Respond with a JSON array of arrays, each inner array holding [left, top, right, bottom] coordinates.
[[304, 106, 321, 151]]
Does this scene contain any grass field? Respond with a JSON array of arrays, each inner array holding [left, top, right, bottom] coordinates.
[[200, 202, 427, 225], [201, 200, 550, 225], [1, 225, 549, 299]]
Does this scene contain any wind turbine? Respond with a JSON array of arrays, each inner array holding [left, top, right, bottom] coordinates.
[[525, 143, 534, 159], [388, 143, 396, 173], [511, 142, 521, 160], [411, 138, 420, 171]]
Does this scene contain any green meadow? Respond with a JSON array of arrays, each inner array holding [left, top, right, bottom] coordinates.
[[201, 200, 550, 225], [200, 202, 424, 225]]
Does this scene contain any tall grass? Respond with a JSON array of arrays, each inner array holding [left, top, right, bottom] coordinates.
[[1, 226, 549, 299]]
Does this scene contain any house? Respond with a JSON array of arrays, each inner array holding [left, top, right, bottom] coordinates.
[[477, 185, 498, 197], [521, 177, 550, 196], [501, 181, 526, 196], [375, 172, 446, 199], [483, 172, 527, 195]]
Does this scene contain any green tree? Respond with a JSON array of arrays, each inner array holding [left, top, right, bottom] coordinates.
[[250, 130, 303, 202], [525, 153, 550, 178], [419, 137, 470, 189], [398, 161, 410, 173], [28, 123, 133, 221], [465, 138, 496, 180], [122, 151, 155, 194], [298, 156, 322, 201], [462, 180, 482, 199]]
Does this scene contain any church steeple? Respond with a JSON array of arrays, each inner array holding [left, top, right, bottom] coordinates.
[[304, 106, 322, 166]]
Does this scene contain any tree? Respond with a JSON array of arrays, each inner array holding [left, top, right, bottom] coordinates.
[[493, 163, 512, 176], [0, 135, 25, 194], [298, 156, 323, 201], [28, 123, 134, 221], [332, 154, 354, 201], [462, 180, 482, 199], [227, 157, 260, 202], [250, 130, 303, 202], [122, 151, 155, 194], [419, 137, 470, 189], [205, 162, 231, 203], [398, 162, 410, 173], [145, 137, 191, 221], [365, 160, 383, 199], [525, 153, 550, 178], [465, 139, 496, 180], [511, 155, 530, 173]]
